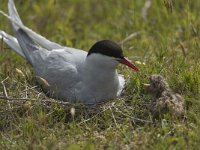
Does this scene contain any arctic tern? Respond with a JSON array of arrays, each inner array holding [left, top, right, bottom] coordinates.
[[0, 0, 139, 104]]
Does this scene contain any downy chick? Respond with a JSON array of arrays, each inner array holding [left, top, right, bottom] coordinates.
[[144, 75, 185, 118]]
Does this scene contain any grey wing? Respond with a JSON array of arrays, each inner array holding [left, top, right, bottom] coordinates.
[[34, 50, 84, 100], [15, 28, 49, 66], [15, 28, 81, 88]]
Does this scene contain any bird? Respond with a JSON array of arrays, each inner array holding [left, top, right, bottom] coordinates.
[[0, 0, 139, 104], [143, 74, 185, 118]]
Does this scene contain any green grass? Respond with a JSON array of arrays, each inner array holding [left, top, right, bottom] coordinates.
[[0, 0, 200, 149]]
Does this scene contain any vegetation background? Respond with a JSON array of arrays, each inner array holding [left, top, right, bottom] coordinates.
[[0, 0, 200, 149]]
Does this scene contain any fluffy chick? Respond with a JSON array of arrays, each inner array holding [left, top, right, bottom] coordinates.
[[144, 74, 185, 118]]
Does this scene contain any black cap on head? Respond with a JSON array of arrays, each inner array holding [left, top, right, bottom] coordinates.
[[87, 40, 124, 58]]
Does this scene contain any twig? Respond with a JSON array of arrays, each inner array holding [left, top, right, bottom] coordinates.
[[1, 77, 11, 108], [190, 23, 198, 36], [120, 32, 141, 45], [19, 86, 38, 93], [1, 81, 8, 98], [12, 79, 40, 94], [0, 95, 71, 107], [141, 0, 152, 20], [36, 92, 44, 100], [112, 105, 152, 123], [179, 41, 187, 57], [0, 96, 29, 101], [78, 107, 110, 125], [164, 0, 173, 13], [78, 113, 101, 125], [109, 106, 119, 128], [1, 76, 9, 83]]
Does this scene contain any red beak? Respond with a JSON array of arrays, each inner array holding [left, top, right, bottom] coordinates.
[[120, 57, 139, 72]]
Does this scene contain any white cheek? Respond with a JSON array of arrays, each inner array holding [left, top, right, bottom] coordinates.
[[87, 53, 119, 68]]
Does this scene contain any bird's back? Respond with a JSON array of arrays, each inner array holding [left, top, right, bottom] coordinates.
[[32, 47, 88, 101]]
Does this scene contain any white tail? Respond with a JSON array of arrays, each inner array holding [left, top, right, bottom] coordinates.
[[0, 0, 63, 51], [0, 30, 25, 58]]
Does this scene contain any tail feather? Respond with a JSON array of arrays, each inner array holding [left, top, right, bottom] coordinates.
[[0, 0, 66, 65], [16, 28, 41, 65], [8, 0, 23, 31], [5, 0, 63, 50], [0, 30, 25, 58]]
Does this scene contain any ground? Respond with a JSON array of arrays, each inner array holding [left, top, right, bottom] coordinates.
[[0, 0, 200, 149]]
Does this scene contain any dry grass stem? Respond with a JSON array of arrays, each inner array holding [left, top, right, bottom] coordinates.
[[164, 0, 173, 13], [141, 0, 152, 20], [120, 32, 141, 45], [179, 41, 187, 57], [109, 106, 119, 128], [113, 105, 152, 124]]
